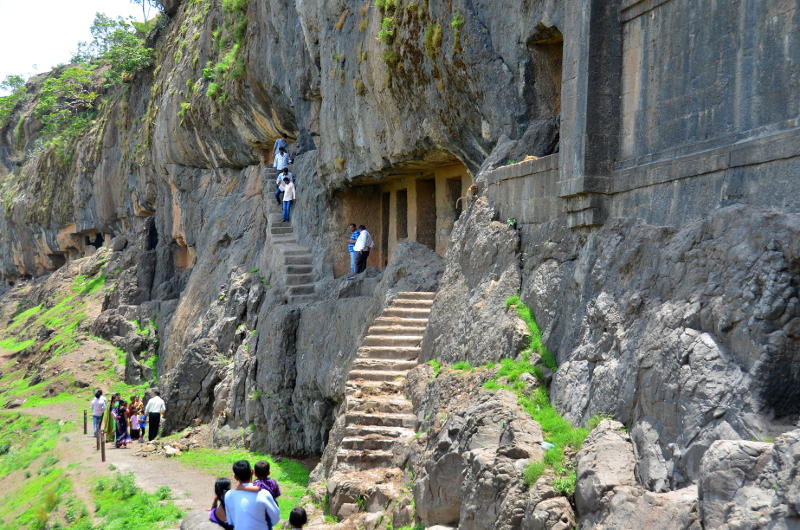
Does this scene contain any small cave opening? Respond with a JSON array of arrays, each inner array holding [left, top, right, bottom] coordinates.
[[525, 24, 564, 156], [145, 217, 159, 251], [84, 232, 104, 249], [47, 253, 67, 270]]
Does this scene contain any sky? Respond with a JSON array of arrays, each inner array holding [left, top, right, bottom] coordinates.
[[0, 0, 147, 93]]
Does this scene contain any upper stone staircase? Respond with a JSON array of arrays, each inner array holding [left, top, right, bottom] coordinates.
[[263, 167, 316, 304], [335, 291, 435, 469]]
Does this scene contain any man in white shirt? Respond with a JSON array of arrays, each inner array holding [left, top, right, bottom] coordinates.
[[272, 137, 288, 164], [280, 177, 296, 222], [274, 168, 294, 205], [89, 390, 106, 436], [274, 147, 290, 171], [353, 225, 374, 273], [225, 460, 280, 530], [144, 390, 166, 441]]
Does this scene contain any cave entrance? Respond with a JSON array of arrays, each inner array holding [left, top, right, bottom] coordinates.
[[527, 26, 563, 154], [416, 179, 437, 251], [85, 232, 104, 249], [331, 161, 471, 276]]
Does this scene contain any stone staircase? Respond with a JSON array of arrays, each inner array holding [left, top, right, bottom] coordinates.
[[336, 291, 435, 469], [264, 168, 316, 304]]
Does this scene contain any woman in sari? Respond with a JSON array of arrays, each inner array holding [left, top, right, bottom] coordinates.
[[104, 393, 119, 442], [114, 399, 130, 448]]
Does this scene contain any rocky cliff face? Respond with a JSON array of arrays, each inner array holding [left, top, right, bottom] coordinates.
[[1, 0, 799, 528]]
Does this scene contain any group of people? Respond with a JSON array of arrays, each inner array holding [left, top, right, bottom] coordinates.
[[269, 137, 296, 223], [210, 459, 307, 530], [89, 389, 166, 448], [346, 223, 374, 274]]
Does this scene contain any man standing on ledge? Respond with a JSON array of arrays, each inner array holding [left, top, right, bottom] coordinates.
[[353, 224, 373, 274], [272, 136, 288, 164], [346, 223, 360, 274], [144, 390, 166, 441]]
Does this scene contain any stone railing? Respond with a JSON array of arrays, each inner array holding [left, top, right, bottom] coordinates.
[[485, 154, 561, 227]]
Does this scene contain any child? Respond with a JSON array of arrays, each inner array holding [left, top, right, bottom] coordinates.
[[139, 413, 147, 443], [210, 477, 234, 530], [129, 410, 140, 441], [288, 507, 307, 529], [253, 460, 281, 502], [235, 460, 280, 501]]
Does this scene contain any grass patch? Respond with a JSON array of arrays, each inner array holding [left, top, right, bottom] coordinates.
[[93, 473, 183, 529], [427, 359, 441, 376], [451, 361, 473, 371], [177, 448, 309, 520], [505, 295, 557, 371]]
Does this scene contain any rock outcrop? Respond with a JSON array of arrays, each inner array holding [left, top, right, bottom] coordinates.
[[699, 430, 800, 528]]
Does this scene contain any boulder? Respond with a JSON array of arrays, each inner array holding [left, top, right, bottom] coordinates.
[[699, 430, 800, 528], [525, 497, 576, 530], [180, 510, 219, 530], [576, 420, 700, 529]]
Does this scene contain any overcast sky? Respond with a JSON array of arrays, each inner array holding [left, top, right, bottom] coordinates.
[[0, 0, 146, 93]]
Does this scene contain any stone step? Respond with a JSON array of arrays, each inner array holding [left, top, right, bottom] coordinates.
[[357, 346, 420, 360], [348, 369, 409, 382], [351, 358, 418, 372], [345, 380, 404, 395], [289, 294, 315, 304], [272, 236, 298, 245], [367, 325, 428, 336], [348, 396, 413, 414], [288, 284, 315, 296], [271, 226, 294, 235], [341, 437, 397, 451], [382, 307, 432, 319], [396, 291, 436, 300], [362, 335, 423, 347], [286, 273, 314, 286], [391, 299, 434, 308], [346, 412, 416, 428], [344, 424, 415, 438], [286, 264, 313, 274], [285, 255, 313, 265], [374, 316, 430, 327], [335, 449, 394, 468]]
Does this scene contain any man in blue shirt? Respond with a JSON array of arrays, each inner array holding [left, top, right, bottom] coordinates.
[[346, 223, 360, 274], [225, 460, 280, 530]]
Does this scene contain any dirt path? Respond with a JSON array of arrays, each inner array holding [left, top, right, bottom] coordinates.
[[16, 403, 218, 517]]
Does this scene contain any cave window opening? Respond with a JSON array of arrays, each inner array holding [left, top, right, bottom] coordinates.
[[396, 189, 408, 240], [146, 218, 159, 251], [85, 232, 104, 249], [528, 27, 563, 155], [48, 253, 67, 269], [447, 177, 463, 221]]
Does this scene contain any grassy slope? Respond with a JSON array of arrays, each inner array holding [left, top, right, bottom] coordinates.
[[177, 448, 310, 520]]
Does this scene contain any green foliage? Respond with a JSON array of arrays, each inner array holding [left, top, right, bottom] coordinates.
[[377, 17, 396, 44], [452, 361, 473, 371], [375, 0, 400, 12], [450, 12, 465, 52], [0, 75, 27, 128], [523, 460, 546, 486], [73, 13, 153, 85], [177, 448, 309, 520], [424, 21, 442, 57], [202, 0, 249, 103], [36, 65, 98, 141], [93, 473, 183, 529], [354, 78, 367, 96], [450, 11, 465, 29], [427, 359, 441, 376], [552, 471, 577, 496], [586, 414, 613, 431], [505, 295, 557, 371]]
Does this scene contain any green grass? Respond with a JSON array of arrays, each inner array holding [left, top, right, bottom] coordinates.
[[505, 295, 557, 371], [177, 448, 310, 520], [0, 338, 35, 353], [92, 473, 183, 529], [0, 413, 67, 476], [451, 361, 472, 371], [427, 359, 441, 376]]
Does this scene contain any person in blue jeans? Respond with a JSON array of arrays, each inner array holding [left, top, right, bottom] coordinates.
[[346, 223, 360, 274], [280, 177, 295, 222], [89, 389, 106, 436]]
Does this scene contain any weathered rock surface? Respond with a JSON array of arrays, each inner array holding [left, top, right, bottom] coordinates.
[[699, 430, 800, 529], [575, 420, 700, 529], [412, 388, 545, 529], [526, 206, 800, 487], [421, 196, 528, 365]]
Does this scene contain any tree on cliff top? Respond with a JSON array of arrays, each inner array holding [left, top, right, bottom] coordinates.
[[72, 13, 153, 85], [130, 0, 164, 24]]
